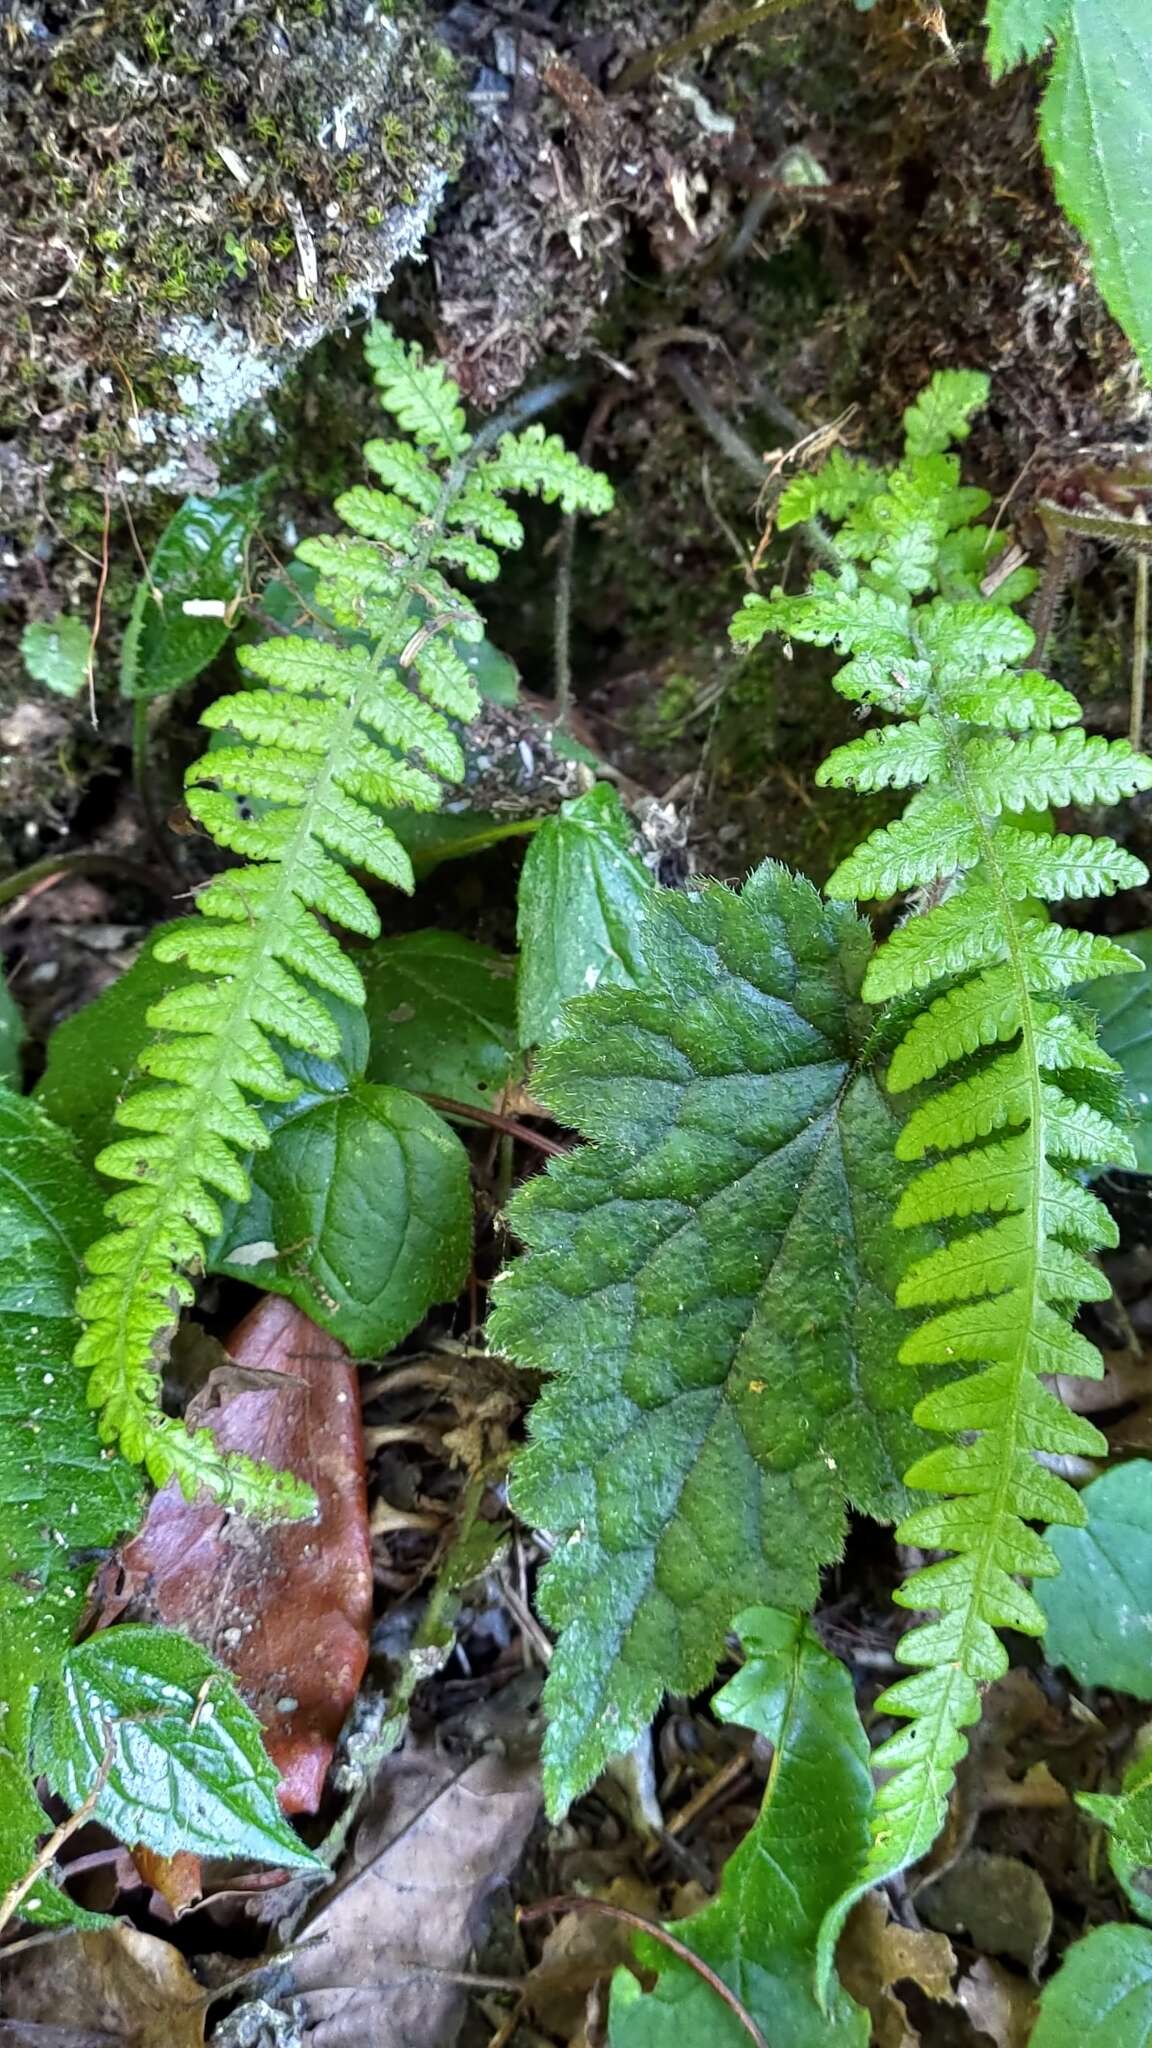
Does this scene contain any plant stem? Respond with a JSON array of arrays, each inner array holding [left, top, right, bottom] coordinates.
[[518, 1896, 773, 2047], [1131, 508, 1149, 752], [131, 696, 174, 871], [665, 355, 766, 487], [0, 850, 172, 914], [0, 1727, 117, 1938], [419, 1092, 567, 1157], [614, 0, 804, 91]]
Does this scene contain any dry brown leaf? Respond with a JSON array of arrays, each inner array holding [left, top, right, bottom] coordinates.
[[286, 1738, 541, 2045], [838, 1890, 958, 2048], [0, 1925, 206, 2046], [112, 1297, 373, 1817], [918, 1851, 1053, 1978], [957, 1955, 1039, 2048], [523, 1875, 660, 2037]]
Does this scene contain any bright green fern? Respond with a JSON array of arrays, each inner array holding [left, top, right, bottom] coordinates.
[[733, 368, 1152, 1942], [75, 325, 611, 1514]]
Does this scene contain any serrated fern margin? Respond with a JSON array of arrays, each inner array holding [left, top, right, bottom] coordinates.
[[75, 325, 611, 1515], [732, 368, 1152, 1967]]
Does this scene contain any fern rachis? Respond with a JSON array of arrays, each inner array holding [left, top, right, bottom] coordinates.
[[733, 368, 1152, 1920], [75, 326, 611, 1513]]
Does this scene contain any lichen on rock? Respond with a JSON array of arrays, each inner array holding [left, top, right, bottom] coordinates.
[[0, 0, 462, 526]]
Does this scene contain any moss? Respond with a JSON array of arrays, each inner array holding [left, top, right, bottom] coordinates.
[[0, 0, 464, 542]]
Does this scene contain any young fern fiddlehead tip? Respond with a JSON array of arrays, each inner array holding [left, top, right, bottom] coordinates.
[[733, 368, 1152, 1912], [75, 325, 612, 1516]]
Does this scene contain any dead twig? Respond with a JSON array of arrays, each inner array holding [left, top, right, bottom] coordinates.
[[0, 1726, 117, 1938], [0, 850, 173, 920]]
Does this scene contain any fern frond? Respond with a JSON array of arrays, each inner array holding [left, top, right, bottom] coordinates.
[[734, 372, 1152, 1957], [74, 324, 612, 1512]]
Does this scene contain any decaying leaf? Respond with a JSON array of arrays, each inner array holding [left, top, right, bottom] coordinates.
[[286, 1737, 541, 2045], [112, 1297, 373, 1816], [837, 1890, 959, 2048], [957, 1955, 1039, 2048], [0, 1924, 206, 2047], [918, 1851, 1054, 1978], [524, 1875, 661, 2038]]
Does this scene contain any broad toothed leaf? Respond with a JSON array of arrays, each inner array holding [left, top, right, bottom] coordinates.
[[33, 1626, 322, 1873], [489, 864, 948, 1813]]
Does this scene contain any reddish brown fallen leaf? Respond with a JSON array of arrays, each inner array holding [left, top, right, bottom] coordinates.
[[132, 1846, 203, 1916], [112, 1296, 373, 1817]]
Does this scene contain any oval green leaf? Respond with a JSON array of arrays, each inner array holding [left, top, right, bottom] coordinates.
[[209, 1082, 472, 1355], [362, 929, 518, 1109]]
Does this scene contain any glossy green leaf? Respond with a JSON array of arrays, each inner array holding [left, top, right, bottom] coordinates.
[[19, 617, 92, 697], [1036, 1461, 1152, 1698], [515, 782, 654, 1047], [1031, 1924, 1152, 2046], [608, 1608, 870, 2048], [0, 979, 24, 1088], [386, 806, 539, 876], [36, 928, 366, 1171], [489, 863, 946, 1812], [0, 1093, 140, 1922], [120, 480, 265, 701], [1079, 928, 1152, 1172], [985, 0, 1152, 382], [33, 1625, 321, 1871], [362, 930, 519, 1109], [209, 1081, 472, 1355]]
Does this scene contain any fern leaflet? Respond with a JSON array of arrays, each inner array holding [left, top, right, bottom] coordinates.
[[732, 368, 1152, 1959], [75, 326, 610, 1513]]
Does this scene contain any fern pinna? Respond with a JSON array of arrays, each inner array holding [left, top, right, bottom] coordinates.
[[733, 370, 1152, 1908], [75, 326, 611, 1514]]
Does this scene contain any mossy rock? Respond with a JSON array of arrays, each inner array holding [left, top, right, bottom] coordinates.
[[0, 0, 462, 535]]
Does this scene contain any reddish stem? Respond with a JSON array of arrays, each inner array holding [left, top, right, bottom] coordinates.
[[518, 1895, 772, 2048]]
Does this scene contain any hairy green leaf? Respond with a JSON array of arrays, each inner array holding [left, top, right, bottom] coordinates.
[[362, 930, 518, 1109], [209, 1082, 472, 1354], [490, 863, 947, 1812], [1031, 1924, 1152, 2047], [1036, 1461, 1152, 1698], [985, 0, 1152, 381], [516, 782, 654, 1047], [608, 1608, 870, 2047], [0, 1093, 140, 1922], [33, 1625, 321, 1871], [120, 481, 265, 702], [20, 617, 92, 698]]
